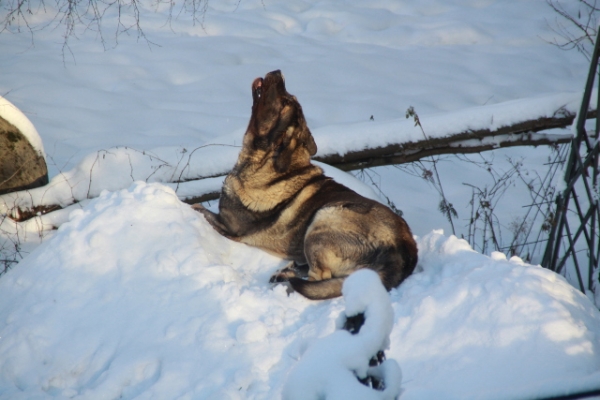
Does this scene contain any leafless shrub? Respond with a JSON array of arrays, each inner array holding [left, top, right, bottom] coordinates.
[[0, 0, 217, 57], [460, 144, 568, 261], [546, 0, 600, 60], [405, 107, 458, 234]]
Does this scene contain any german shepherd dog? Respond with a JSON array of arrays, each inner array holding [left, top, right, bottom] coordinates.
[[192, 70, 418, 300]]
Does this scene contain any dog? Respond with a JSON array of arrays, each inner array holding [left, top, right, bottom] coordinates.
[[192, 70, 418, 300]]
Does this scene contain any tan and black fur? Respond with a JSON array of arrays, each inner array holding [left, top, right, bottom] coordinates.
[[193, 70, 418, 300]]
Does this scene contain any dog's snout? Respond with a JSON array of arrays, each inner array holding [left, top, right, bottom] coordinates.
[[263, 70, 287, 95]]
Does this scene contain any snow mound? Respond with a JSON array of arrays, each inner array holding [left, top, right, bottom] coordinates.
[[0, 183, 599, 399]]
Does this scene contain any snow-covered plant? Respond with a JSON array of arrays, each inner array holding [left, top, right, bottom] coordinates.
[[283, 270, 402, 400]]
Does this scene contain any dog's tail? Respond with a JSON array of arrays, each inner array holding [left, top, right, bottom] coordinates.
[[288, 277, 346, 300]]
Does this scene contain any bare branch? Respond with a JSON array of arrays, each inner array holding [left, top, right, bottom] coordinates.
[[0, 0, 206, 55], [546, 0, 599, 60]]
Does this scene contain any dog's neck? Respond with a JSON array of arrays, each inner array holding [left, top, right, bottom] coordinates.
[[226, 150, 323, 212], [233, 140, 312, 178]]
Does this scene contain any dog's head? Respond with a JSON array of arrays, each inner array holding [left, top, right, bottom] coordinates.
[[243, 70, 317, 173]]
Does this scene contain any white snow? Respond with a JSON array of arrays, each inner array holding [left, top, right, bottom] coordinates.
[[1, 0, 600, 398]]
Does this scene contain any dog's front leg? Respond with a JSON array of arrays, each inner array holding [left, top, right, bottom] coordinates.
[[269, 261, 309, 283], [191, 203, 238, 240]]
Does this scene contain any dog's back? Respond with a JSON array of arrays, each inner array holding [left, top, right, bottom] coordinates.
[[285, 178, 418, 299]]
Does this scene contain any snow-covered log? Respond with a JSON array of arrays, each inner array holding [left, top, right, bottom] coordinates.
[[315, 111, 579, 172]]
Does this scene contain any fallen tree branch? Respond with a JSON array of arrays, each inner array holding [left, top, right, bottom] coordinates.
[[315, 113, 582, 171]]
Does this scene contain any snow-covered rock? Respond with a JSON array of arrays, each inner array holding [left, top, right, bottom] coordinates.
[[0, 96, 48, 194]]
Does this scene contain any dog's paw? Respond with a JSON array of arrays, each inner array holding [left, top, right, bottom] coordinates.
[[269, 262, 299, 283], [269, 271, 290, 283]]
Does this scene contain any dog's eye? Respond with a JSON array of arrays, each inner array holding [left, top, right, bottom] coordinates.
[[256, 87, 262, 98]]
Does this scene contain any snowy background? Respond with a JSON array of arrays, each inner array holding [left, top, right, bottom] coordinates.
[[1, 0, 600, 398]]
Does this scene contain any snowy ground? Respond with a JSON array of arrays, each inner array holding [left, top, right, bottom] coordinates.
[[1, 0, 600, 398]]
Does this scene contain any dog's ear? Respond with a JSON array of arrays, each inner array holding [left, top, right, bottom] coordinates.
[[296, 110, 317, 156], [271, 103, 317, 172], [272, 126, 317, 172], [272, 126, 295, 173], [304, 129, 317, 156], [292, 103, 317, 156]]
